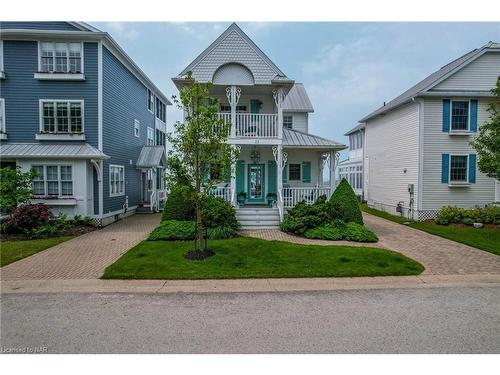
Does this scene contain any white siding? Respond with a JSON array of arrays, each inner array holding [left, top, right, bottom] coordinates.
[[216, 93, 275, 114], [364, 102, 419, 216], [421, 97, 496, 210], [291, 113, 308, 133], [432, 52, 500, 91]]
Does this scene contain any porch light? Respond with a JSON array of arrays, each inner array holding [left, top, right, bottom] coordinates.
[[250, 148, 261, 164]]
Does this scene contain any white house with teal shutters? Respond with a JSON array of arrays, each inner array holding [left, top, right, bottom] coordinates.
[[0, 22, 170, 225], [173, 23, 346, 229], [360, 41, 500, 220]]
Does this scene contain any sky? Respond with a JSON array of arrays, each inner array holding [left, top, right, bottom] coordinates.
[[93, 22, 500, 148]]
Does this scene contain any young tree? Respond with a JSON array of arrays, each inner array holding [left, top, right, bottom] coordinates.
[[0, 167, 36, 214], [471, 76, 500, 180], [167, 72, 238, 256]]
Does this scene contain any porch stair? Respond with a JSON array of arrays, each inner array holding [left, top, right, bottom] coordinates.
[[236, 207, 280, 230]]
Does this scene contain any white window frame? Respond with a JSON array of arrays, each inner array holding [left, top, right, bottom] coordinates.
[[0, 40, 4, 76], [147, 126, 155, 145], [109, 165, 125, 197], [147, 89, 154, 113], [39, 99, 84, 134], [283, 114, 293, 129], [31, 164, 74, 197], [37, 41, 84, 74], [155, 97, 166, 123], [134, 119, 140, 138], [450, 100, 471, 132], [0, 98, 5, 134], [288, 163, 302, 181], [449, 154, 469, 183]]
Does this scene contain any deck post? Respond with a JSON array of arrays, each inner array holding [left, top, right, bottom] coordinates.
[[226, 86, 241, 138], [273, 88, 284, 139]]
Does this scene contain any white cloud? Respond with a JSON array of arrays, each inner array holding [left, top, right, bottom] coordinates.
[[104, 22, 140, 41]]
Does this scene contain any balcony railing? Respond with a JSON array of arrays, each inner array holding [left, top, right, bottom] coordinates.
[[208, 186, 232, 202], [283, 187, 332, 208], [217, 113, 278, 138]]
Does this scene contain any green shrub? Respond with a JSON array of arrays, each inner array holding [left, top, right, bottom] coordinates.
[[0, 167, 36, 214], [329, 178, 363, 225], [280, 196, 331, 235], [344, 222, 378, 242], [162, 185, 195, 221], [462, 217, 474, 226], [436, 205, 500, 225], [201, 195, 239, 230], [304, 223, 345, 240], [206, 226, 237, 239], [148, 220, 196, 241]]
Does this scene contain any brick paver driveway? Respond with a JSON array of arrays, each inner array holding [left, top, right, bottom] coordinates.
[[243, 212, 500, 275], [1, 214, 160, 281]]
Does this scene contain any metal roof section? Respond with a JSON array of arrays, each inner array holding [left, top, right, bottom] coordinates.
[[136, 146, 167, 168], [282, 83, 314, 113], [283, 128, 346, 150], [344, 123, 365, 136], [360, 42, 499, 122], [0, 143, 109, 159]]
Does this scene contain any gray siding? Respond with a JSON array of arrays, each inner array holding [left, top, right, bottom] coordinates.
[[421, 97, 496, 209], [292, 112, 308, 133], [102, 46, 156, 214], [0, 40, 98, 146], [364, 102, 420, 215], [0, 21, 81, 31]]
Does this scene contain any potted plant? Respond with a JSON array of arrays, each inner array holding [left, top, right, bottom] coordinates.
[[237, 192, 247, 206], [267, 192, 277, 207]]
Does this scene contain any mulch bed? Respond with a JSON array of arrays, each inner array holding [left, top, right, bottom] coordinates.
[[0, 225, 97, 241], [184, 249, 216, 261], [422, 220, 500, 229]]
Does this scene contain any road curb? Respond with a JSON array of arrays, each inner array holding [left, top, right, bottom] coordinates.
[[2, 274, 500, 294]]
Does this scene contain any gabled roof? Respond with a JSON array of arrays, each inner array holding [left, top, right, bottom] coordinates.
[[344, 123, 365, 136], [360, 41, 500, 122], [283, 128, 346, 150], [282, 84, 314, 113], [0, 143, 109, 159], [173, 23, 290, 85], [136, 146, 166, 168]]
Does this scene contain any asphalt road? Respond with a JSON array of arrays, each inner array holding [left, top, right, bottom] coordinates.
[[1, 287, 500, 353]]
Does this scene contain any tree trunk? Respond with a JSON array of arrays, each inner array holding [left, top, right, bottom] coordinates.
[[195, 200, 205, 251]]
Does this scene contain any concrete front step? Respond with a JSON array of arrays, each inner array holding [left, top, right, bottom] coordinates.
[[236, 207, 280, 229]]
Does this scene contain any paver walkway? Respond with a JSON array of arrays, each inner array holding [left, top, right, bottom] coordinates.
[[1, 214, 161, 281], [242, 212, 500, 275]]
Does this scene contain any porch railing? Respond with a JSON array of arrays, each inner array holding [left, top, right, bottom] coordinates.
[[208, 186, 232, 202], [283, 187, 332, 208], [217, 113, 278, 138]]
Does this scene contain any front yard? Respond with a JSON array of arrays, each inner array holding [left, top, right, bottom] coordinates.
[[0, 236, 74, 267], [102, 237, 424, 280], [361, 204, 500, 256]]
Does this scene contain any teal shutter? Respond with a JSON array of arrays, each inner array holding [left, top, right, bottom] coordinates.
[[442, 99, 451, 132], [302, 161, 311, 183], [468, 154, 476, 183], [441, 154, 450, 183], [470, 99, 478, 132], [236, 161, 245, 193], [267, 161, 276, 194], [224, 163, 231, 183], [282, 165, 288, 183], [250, 99, 261, 114]]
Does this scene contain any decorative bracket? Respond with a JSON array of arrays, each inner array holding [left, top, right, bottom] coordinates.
[[90, 159, 102, 181], [226, 86, 241, 106], [272, 145, 287, 170], [272, 88, 285, 108]]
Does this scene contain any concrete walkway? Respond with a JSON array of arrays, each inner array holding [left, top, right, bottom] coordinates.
[[1, 214, 161, 281], [243, 212, 500, 275]]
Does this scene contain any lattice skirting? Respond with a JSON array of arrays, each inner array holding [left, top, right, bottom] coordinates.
[[417, 210, 440, 221]]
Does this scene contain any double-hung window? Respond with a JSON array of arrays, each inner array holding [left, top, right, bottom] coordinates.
[[451, 101, 469, 131], [147, 127, 155, 145], [134, 119, 140, 138], [41, 100, 83, 133], [147, 89, 154, 112], [283, 115, 293, 129], [288, 164, 301, 181], [450, 155, 468, 182], [31, 165, 73, 197], [155, 98, 166, 123], [39, 42, 82, 73], [109, 165, 125, 197]]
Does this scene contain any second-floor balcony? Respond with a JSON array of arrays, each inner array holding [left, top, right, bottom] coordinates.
[[217, 112, 278, 138]]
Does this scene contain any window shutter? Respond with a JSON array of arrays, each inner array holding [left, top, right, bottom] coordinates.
[[250, 99, 261, 114], [224, 163, 231, 183], [268, 160, 276, 194], [441, 154, 450, 183], [302, 161, 311, 183], [468, 154, 476, 183], [470, 99, 478, 132], [236, 160, 245, 193], [282, 164, 288, 183], [442, 99, 450, 132]]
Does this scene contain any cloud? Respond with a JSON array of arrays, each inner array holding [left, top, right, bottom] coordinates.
[[104, 22, 140, 41]]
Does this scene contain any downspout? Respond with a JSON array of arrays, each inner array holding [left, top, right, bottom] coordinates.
[[412, 97, 424, 221]]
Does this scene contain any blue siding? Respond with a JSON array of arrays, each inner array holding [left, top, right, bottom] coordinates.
[[0, 21, 81, 31], [0, 40, 98, 146], [102, 46, 156, 214]]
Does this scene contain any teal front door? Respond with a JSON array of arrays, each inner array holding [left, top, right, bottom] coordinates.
[[247, 164, 265, 203]]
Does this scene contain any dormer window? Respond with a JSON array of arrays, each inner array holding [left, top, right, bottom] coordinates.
[[39, 42, 83, 74], [283, 115, 293, 129]]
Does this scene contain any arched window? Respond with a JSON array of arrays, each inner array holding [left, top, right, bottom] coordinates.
[[212, 63, 254, 85]]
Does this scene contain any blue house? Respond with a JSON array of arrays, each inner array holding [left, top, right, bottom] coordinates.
[[0, 22, 170, 225]]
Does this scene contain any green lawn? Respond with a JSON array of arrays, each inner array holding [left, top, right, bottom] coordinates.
[[0, 236, 74, 267], [102, 237, 424, 280], [361, 204, 500, 256]]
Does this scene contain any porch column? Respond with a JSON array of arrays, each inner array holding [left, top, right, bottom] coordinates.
[[273, 88, 285, 139], [329, 151, 340, 195], [151, 168, 157, 212], [318, 152, 324, 186], [273, 145, 287, 220], [230, 145, 241, 207], [226, 86, 241, 138], [90, 159, 104, 218]]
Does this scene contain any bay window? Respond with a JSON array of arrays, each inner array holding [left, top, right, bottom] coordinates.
[[31, 165, 73, 197], [40, 100, 83, 133], [39, 42, 83, 73]]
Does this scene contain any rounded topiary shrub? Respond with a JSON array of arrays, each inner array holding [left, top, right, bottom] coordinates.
[[162, 184, 195, 221], [280, 196, 332, 235], [329, 178, 363, 225], [148, 220, 196, 241], [201, 195, 239, 231]]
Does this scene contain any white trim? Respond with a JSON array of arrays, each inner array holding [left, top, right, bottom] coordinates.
[[449, 154, 470, 184], [449, 99, 471, 132], [35, 133, 86, 141], [0, 98, 5, 135], [134, 119, 141, 138], [147, 126, 154, 145], [97, 41, 103, 151], [101, 205, 138, 219], [147, 89, 154, 114], [416, 98, 424, 212], [495, 180, 500, 202], [109, 164, 125, 197], [34, 72, 85, 81], [31, 198, 77, 206], [0, 40, 4, 77], [31, 163, 74, 198], [37, 41, 84, 74], [38, 99, 84, 134]]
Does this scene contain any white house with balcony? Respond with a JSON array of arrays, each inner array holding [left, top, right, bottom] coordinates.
[[172, 23, 346, 229], [338, 123, 365, 198]]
